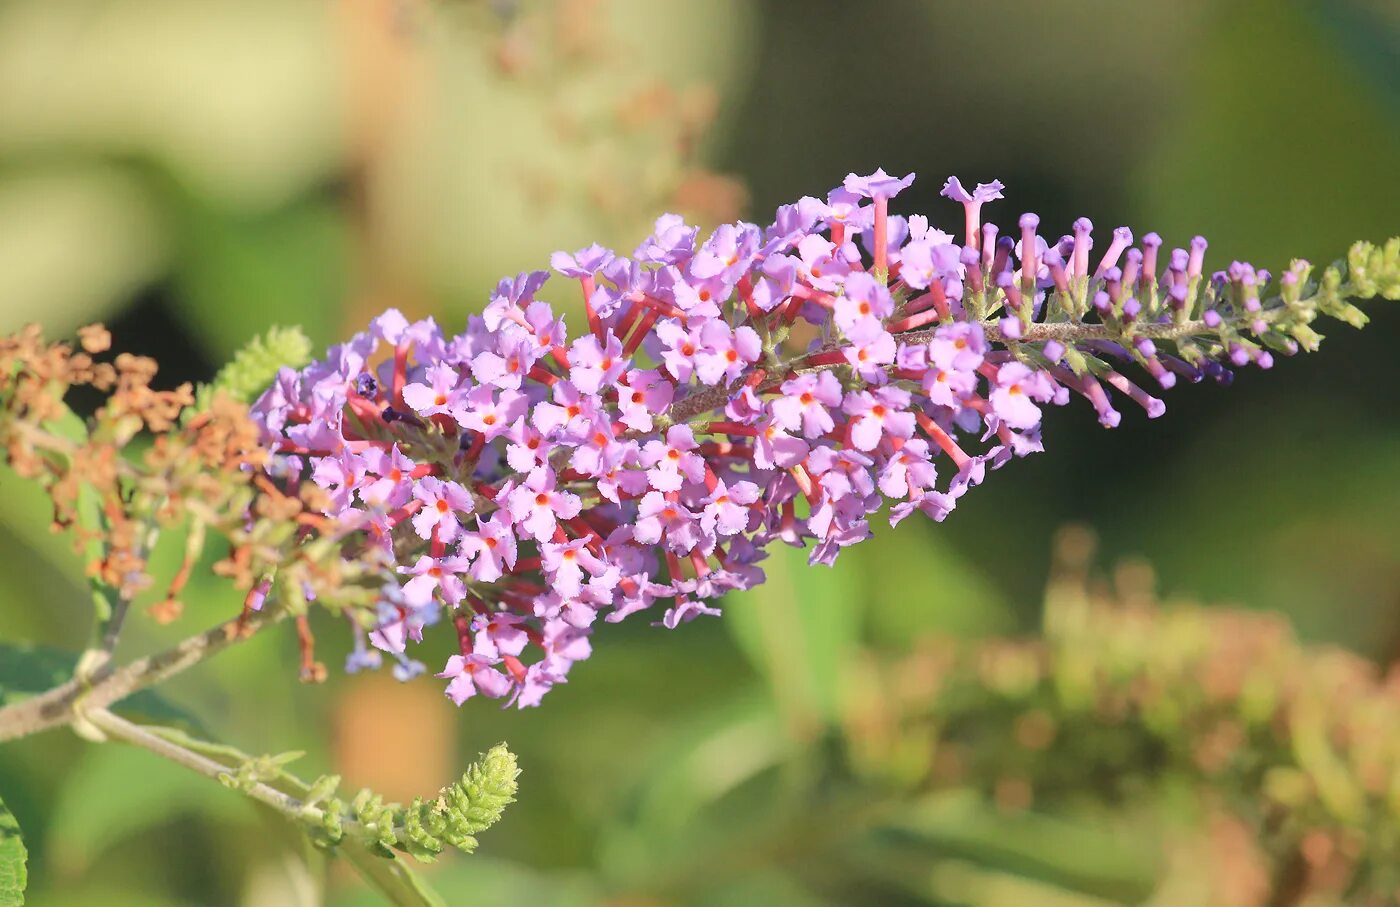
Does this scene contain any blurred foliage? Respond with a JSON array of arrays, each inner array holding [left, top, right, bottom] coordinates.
[[0, 791, 23, 907], [0, 0, 1396, 905]]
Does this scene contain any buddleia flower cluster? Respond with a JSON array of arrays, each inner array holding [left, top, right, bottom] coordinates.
[[250, 169, 1399, 708]]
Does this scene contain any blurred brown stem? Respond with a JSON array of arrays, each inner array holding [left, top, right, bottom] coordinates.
[[0, 606, 282, 743]]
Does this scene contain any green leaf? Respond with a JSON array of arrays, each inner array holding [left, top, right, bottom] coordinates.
[[45, 739, 250, 871], [191, 325, 313, 413], [874, 790, 1159, 903], [331, 856, 600, 907], [0, 790, 28, 907], [724, 544, 862, 736], [0, 642, 206, 734], [0, 166, 168, 338], [339, 840, 447, 907], [168, 192, 346, 363]]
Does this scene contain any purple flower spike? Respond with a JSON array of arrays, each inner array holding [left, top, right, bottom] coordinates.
[[247, 166, 1345, 709]]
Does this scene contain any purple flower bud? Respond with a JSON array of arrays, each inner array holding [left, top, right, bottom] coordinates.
[[1204, 360, 1235, 386], [1203, 308, 1222, 327], [1122, 248, 1142, 292], [1251, 319, 1267, 335], [1043, 340, 1066, 363], [1168, 284, 1189, 311], [991, 234, 1015, 276], [998, 315, 1022, 339], [1162, 354, 1205, 384], [1121, 297, 1141, 321], [1071, 217, 1093, 278], [1140, 233, 1161, 286], [1256, 350, 1274, 369], [1228, 344, 1250, 367], [1187, 235, 1208, 279], [981, 222, 1000, 269], [1094, 227, 1134, 278], [996, 268, 1024, 310], [1104, 266, 1123, 303], [1093, 290, 1112, 316], [1281, 270, 1298, 286], [960, 246, 984, 293], [1170, 249, 1189, 273], [1019, 213, 1041, 281], [1043, 247, 1069, 295]]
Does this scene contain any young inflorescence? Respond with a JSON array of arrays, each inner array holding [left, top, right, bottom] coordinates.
[[250, 170, 1398, 707]]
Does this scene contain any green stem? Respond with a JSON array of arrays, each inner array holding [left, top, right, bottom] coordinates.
[[85, 708, 310, 818]]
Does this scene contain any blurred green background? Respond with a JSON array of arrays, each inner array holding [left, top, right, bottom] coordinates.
[[0, 0, 1397, 904]]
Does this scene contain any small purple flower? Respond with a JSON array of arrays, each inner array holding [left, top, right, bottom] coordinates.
[[457, 387, 526, 442], [843, 387, 915, 451], [358, 445, 416, 509], [841, 318, 896, 379], [568, 332, 628, 396], [755, 419, 810, 470], [402, 362, 468, 418], [439, 654, 513, 704], [617, 368, 673, 433], [472, 611, 530, 659], [634, 492, 703, 553], [693, 321, 762, 386], [400, 553, 471, 607], [835, 272, 895, 333], [505, 467, 583, 543], [411, 476, 475, 542], [550, 243, 616, 278], [843, 168, 915, 200], [771, 371, 843, 438], [928, 322, 986, 372], [700, 479, 761, 537], [939, 176, 1006, 206], [460, 512, 518, 582], [989, 363, 1052, 431], [640, 424, 706, 493]]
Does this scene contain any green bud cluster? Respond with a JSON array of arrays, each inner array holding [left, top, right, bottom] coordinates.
[[193, 325, 312, 412], [216, 750, 305, 794], [300, 744, 519, 863]]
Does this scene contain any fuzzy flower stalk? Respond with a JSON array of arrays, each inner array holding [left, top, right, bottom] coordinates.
[[252, 170, 1400, 707]]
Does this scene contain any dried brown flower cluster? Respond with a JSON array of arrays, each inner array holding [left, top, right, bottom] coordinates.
[[0, 324, 386, 669], [844, 527, 1400, 904]]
